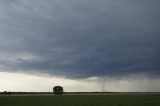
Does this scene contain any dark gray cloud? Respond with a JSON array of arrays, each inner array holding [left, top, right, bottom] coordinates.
[[0, 0, 160, 78]]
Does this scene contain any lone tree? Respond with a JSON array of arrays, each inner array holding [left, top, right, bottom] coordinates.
[[53, 86, 63, 95]]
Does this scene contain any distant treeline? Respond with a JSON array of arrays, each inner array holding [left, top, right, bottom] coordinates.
[[0, 91, 160, 95], [0, 91, 52, 95]]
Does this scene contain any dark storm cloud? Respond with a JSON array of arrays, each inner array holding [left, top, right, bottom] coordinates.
[[0, 0, 160, 78]]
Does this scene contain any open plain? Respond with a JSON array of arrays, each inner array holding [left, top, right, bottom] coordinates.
[[0, 93, 160, 106]]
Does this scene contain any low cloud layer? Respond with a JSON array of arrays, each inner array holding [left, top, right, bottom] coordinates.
[[0, 0, 160, 78]]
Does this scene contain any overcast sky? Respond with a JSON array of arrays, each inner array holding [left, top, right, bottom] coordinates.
[[0, 0, 160, 92]]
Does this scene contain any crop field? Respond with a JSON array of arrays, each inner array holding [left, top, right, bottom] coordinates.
[[0, 94, 160, 106]]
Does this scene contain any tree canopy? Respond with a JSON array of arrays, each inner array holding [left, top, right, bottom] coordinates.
[[53, 86, 63, 95]]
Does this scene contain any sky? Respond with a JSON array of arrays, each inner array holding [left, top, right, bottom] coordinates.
[[0, 0, 160, 92]]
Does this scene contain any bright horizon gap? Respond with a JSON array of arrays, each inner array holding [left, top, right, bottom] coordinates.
[[0, 72, 160, 92]]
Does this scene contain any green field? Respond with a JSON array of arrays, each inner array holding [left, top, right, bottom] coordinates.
[[0, 94, 160, 106]]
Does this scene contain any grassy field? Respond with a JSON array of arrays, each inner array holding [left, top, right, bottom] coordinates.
[[0, 94, 160, 106]]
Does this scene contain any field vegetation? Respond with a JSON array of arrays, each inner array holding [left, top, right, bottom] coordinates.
[[0, 94, 160, 106]]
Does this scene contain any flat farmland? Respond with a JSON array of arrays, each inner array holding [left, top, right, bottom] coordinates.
[[0, 94, 160, 106]]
